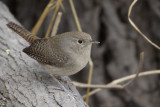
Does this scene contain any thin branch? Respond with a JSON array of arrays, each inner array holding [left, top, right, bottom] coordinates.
[[128, 0, 160, 50], [73, 81, 123, 89], [51, 12, 62, 37], [82, 69, 160, 98]]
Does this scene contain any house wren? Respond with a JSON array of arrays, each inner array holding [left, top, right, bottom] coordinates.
[[7, 22, 99, 76]]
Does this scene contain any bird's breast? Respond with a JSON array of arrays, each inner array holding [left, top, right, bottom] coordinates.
[[42, 52, 90, 76], [42, 46, 91, 76]]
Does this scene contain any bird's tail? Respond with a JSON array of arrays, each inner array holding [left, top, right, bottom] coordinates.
[[7, 22, 40, 44]]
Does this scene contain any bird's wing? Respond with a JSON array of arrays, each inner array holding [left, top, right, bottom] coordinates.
[[23, 39, 68, 67]]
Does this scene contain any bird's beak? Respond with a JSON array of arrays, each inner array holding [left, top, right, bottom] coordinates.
[[90, 40, 100, 44]]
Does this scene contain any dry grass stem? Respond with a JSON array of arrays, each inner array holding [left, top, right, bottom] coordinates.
[[69, 0, 82, 32], [45, 0, 62, 38], [128, 0, 160, 50], [60, 3, 65, 12], [31, 0, 55, 35], [85, 58, 93, 103], [50, 5, 56, 10], [51, 12, 62, 37], [50, 0, 65, 11], [48, 0, 57, 8]]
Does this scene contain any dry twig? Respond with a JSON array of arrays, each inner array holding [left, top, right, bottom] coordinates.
[[82, 69, 160, 98]]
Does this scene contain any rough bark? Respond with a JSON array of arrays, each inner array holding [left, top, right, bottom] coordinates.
[[0, 2, 88, 107]]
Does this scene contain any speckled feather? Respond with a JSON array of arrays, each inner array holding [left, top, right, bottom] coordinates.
[[23, 38, 68, 67]]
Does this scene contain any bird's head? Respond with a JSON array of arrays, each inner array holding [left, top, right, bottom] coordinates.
[[56, 31, 99, 55]]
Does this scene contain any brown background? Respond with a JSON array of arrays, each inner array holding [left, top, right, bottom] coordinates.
[[1, 0, 160, 107]]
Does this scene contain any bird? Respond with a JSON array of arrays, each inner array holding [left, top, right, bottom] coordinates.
[[7, 22, 99, 76]]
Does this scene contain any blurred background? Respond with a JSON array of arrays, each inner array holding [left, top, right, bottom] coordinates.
[[1, 0, 160, 107]]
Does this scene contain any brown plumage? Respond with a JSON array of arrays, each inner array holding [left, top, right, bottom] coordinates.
[[7, 21, 98, 76], [7, 22, 68, 67], [23, 38, 68, 67]]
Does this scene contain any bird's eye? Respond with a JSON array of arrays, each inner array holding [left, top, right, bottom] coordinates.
[[78, 40, 83, 44]]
